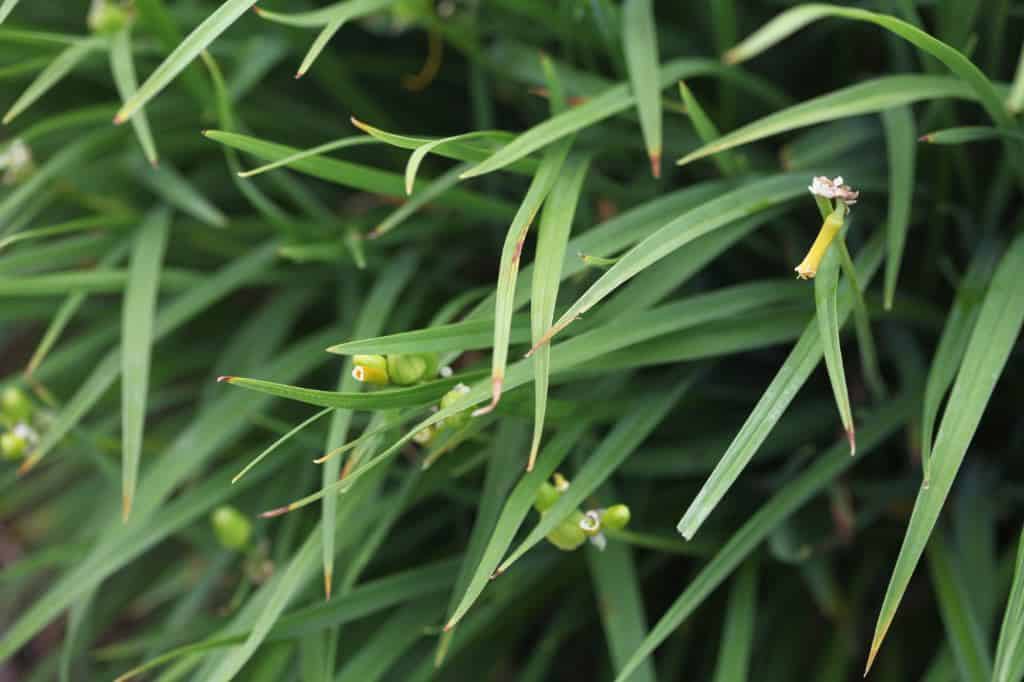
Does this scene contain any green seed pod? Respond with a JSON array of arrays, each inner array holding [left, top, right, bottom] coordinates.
[[534, 481, 561, 512], [211, 505, 252, 550], [440, 383, 471, 430], [88, 0, 132, 34], [386, 352, 438, 385], [600, 504, 631, 531], [1, 430, 27, 461], [413, 425, 435, 445], [352, 355, 390, 385], [545, 511, 587, 551], [1, 386, 32, 421]]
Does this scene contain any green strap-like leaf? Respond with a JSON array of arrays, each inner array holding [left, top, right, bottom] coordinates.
[[676, 75, 976, 167], [3, 36, 103, 124], [881, 106, 915, 310], [18, 241, 279, 472], [866, 231, 1024, 673], [204, 130, 514, 221], [676, 231, 885, 540], [622, 0, 662, 177], [110, 27, 158, 166], [328, 317, 531, 356], [478, 140, 572, 418], [586, 493, 657, 682], [323, 255, 416, 599], [120, 208, 171, 520], [614, 393, 915, 682], [115, 0, 259, 123], [461, 58, 757, 179], [926, 531, 992, 682], [532, 172, 808, 350], [1009, 43, 1024, 113], [921, 126, 1024, 145], [528, 154, 590, 468], [711, 558, 759, 682], [993, 528, 1024, 682], [813, 228, 855, 453], [0, 0, 20, 23], [920, 242, 998, 483]]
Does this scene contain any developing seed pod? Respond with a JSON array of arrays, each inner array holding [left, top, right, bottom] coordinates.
[[211, 505, 252, 550], [545, 511, 587, 551], [352, 355, 390, 385], [1, 430, 26, 461], [1, 387, 32, 422], [386, 352, 439, 385], [534, 481, 561, 513], [88, 0, 133, 34], [600, 504, 631, 531], [439, 383, 472, 430], [412, 425, 435, 445]]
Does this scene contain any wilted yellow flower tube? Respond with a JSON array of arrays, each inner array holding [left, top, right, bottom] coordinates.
[[794, 205, 846, 279]]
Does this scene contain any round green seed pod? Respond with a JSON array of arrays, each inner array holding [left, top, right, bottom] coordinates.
[[601, 504, 631, 531], [440, 384, 471, 430], [386, 354, 426, 385], [211, 505, 252, 550], [545, 511, 587, 551], [1, 430, 27, 461], [1, 387, 32, 421], [88, 1, 132, 34], [533, 482, 561, 512]]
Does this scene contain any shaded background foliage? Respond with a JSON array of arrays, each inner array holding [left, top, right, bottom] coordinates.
[[1, 1, 1023, 681]]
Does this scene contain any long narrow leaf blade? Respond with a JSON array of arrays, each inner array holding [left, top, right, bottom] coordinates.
[[622, 0, 662, 177], [866, 231, 1024, 673], [528, 154, 589, 468], [120, 208, 171, 520], [115, 0, 259, 123]]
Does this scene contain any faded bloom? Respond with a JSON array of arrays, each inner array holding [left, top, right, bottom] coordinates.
[[808, 176, 859, 206], [0, 140, 33, 185]]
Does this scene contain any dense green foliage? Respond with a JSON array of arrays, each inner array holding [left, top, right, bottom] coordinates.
[[1, 1, 1024, 680]]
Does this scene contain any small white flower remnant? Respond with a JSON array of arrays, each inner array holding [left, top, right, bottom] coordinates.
[[579, 510, 607, 551], [0, 139, 33, 185], [808, 175, 859, 206], [12, 422, 39, 445]]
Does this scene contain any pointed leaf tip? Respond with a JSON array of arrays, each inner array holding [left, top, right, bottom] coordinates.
[[649, 151, 661, 178], [260, 505, 289, 518], [216, 375, 234, 383]]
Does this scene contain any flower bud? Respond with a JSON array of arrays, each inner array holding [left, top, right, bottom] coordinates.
[[1, 386, 32, 421], [88, 0, 132, 34], [439, 383, 471, 430], [600, 504, 631, 531], [533, 481, 561, 512], [211, 505, 252, 550], [545, 511, 587, 551], [352, 355, 390, 385], [1, 430, 27, 461]]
